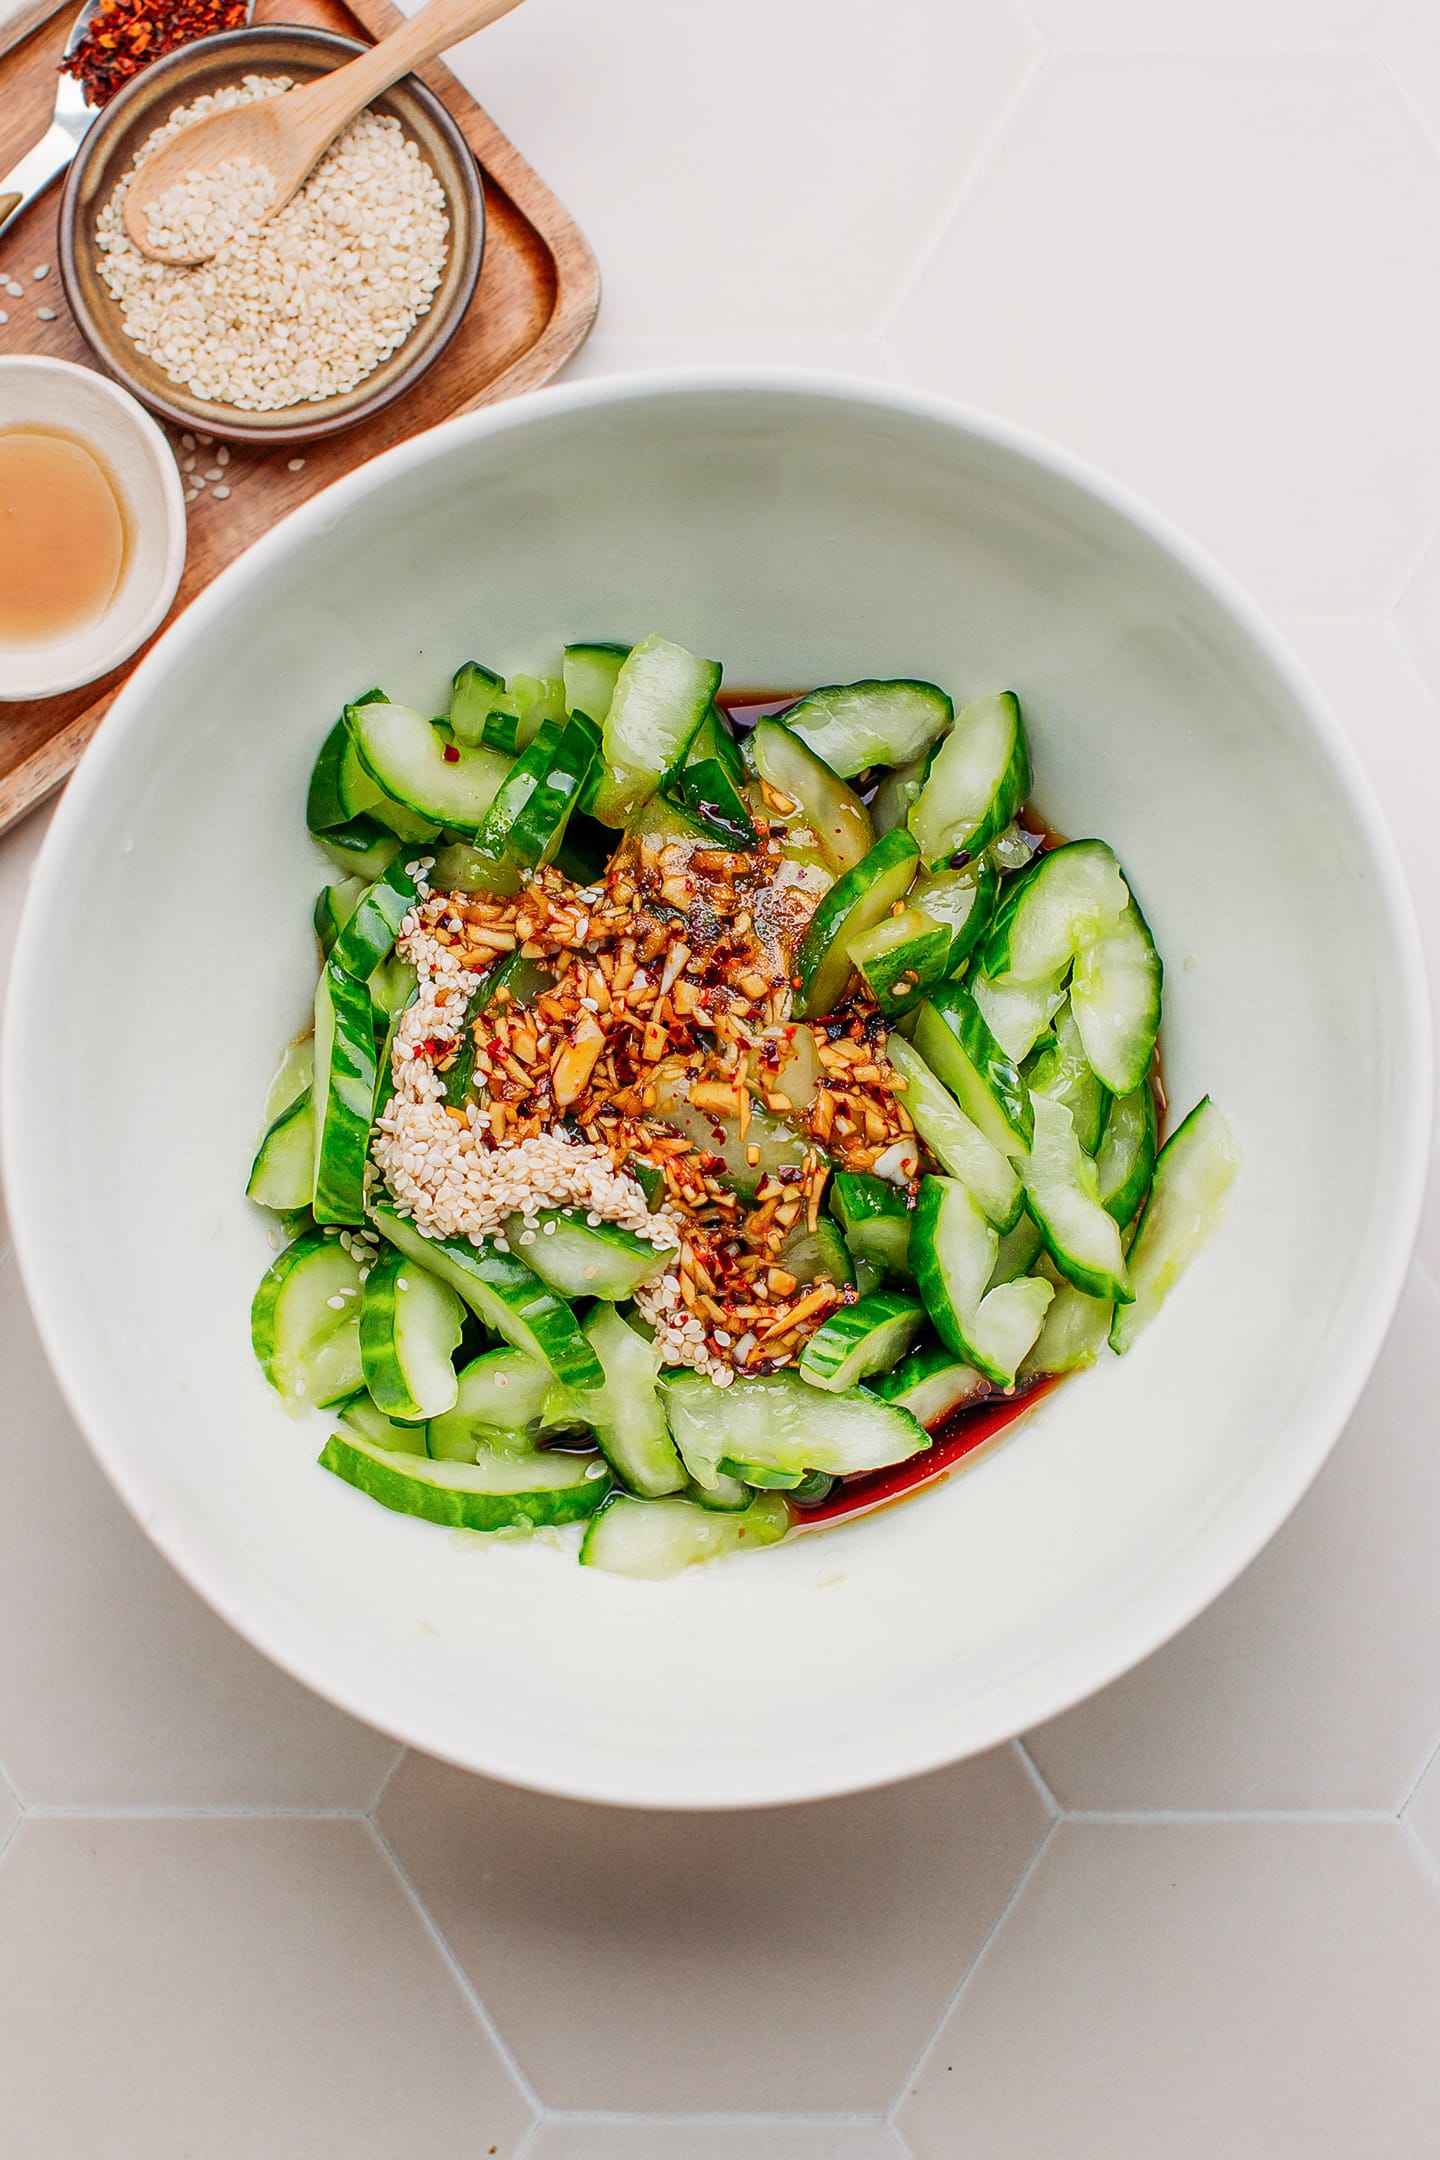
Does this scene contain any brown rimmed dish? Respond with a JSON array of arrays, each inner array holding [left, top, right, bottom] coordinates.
[[57, 22, 485, 446]]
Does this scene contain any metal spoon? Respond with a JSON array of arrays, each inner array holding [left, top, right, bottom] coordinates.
[[0, 0, 256, 239]]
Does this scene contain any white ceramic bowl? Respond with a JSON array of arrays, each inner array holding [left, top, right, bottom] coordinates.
[[3, 374, 1429, 1808], [0, 355, 186, 699]]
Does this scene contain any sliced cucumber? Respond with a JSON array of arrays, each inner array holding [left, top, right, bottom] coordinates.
[[848, 906, 951, 1017], [358, 1245, 465, 1421], [873, 1344, 989, 1427], [264, 1036, 315, 1124], [981, 838, 1128, 984], [1096, 1080, 1159, 1227], [579, 1492, 789, 1579], [660, 1367, 928, 1481], [971, 968, 1067, 1065], [471, 711, 601, 884], [908, 692, 1031, 869], [320, 1426, 607, 1532], [676, 707, 757, 847], [749, 719, 874, 875], [870, 751, 929, 839], [912, 981, 1032, 1153], [651, 1064, 811, 1196], [989, 1211, 1044, 1287], [830, 1172, 915, 1279], [563, 640, 630, 723], [794, 828, 918, 1018], [427, 1347, 555, 1461], [687, 1468, 755, 1512], [1021, 1267, 1113, 1377], [447, 659, 506, 748], [777, 1217, 855, 1289], [316, 820, 404, 882], [329, 856, 420, 981], [717, 1457, 805, 1489], [311, 959, 377, 1225], [1111, 1098, 1239, 1354], [782, 680, 953, 779], [798, 1290, 925, 1393], [883, 1033, 1023, 1231], [307, 710, 385, 832], [335, 1390, 429, 1455], [910, 1174, 1053, 1388], [1020, 1094, 1132, 1304], [587, 634, 722, 827], [348, 701, 511, 834], [911, 859, 998, 974], [1069, 894, 1163, 1096], [508, 1209, 668, 1301], [544, 1305, 687, 1498], [314, 876, 364, 957], [370, 1205, 603, 1388], [251, 1229, 363, 1409], [1026, 1001, 1108, 1155], [246, 1092, 315, 1213]]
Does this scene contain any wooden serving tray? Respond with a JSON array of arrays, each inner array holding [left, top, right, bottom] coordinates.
[[0, 0, 599, 833]]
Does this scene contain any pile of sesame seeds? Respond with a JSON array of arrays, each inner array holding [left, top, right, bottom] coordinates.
[[95, 76, 450, 412]]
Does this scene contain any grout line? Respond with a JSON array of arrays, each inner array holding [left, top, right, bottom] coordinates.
[[364, 1742, 409, 1818], [538, 2111, 895, 2128], [889, 2122, 919, 2160], [886, 1814, 1059, 2120], [1400, 1815, 1440, 1897], [1011, 1738, 1062, 1818], [1382, 496, 1440, 620], [366, 1814, 545, 2119], [1377, 40, 1440, 171], [1061, 1807, 1395, 1825], [23, 1802, 371, 1821], [1398, 1730, 1440, 1820], [876, 44, 1049, 339], [509, 2115, 545, 2160]]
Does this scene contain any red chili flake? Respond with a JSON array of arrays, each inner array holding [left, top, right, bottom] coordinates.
[[60, 0, 249, 107], [442, 744, 461, 763]]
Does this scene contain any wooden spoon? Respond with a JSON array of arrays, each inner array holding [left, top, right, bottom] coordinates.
[[123, 0, 526, 264]]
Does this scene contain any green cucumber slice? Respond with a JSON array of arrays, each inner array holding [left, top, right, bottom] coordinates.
[[830, 1171, 915, 1280], [264, 1036, 315, 1123], [313, 877, 365, 956], [507, 1209, 669, 1301], [777, 1217, 855, 1289], [782, 680, 953, 779], [447, 659, 506, 747], [471, 712, 601, 886], [794, 828, 919, 1018], [358, 1246, 464, 1422], [908, 692, 1031, 869], [316, 820, 403, 882], [883, 1033, 1023, 1231], [587, 635, 722, 827], [910, 1174, 1053, 1388], [320, 1426, 608, 1532], [543, 1306, 687, 1498], [913, 981, 1032, 1152], [329, 856, 419, 981], [1020, 1094, 1133, 1304], [251, 1229, 364, 1409], [798, 1290, 925, 1393], [749, 718, 874, 874], [981, 838, 1129, 984], [427, 1348, 556, 1461], [910, 859, 998, 974], [650, 1065, 811, 1195], [970, 968, 1067, 1065], [873, 1344, 989, 1427], [660, 1367, 928, 1481], [563, 640, 630, 724], [675, 708, 757, 846], [1110, 1098, 1239, 1354], [687, 1469, 755, 1512], [335, 1390, 429, 1454], [307, 710, 385, 832], [989, 1211, 1044, 1286], [348, 701, 511, 834], [579, 1492, 789, 1578], [312, 958, 377, 1225], [370, 1206, 602, 1388], [717, 1458, 805, 1489], [1026, 1001, 1108, 1155], [1021, 1268, 1113, 1377], [870, 751, 929, 838], [369, 954, 417, 1023], [246, 1092, 315, 1213], [1070, 894, 1164, 1095], [847, 906, 951, 1017], [1096, 1080, 1159, 1227]]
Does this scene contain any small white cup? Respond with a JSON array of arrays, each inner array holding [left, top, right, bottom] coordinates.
[[0, 354, 186, 701]]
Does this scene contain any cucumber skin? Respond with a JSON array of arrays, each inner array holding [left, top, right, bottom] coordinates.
[[370, 1206, 603, 1389], [312, 960, 377, 1227], [782, 680, 954, 779], [1110, 1097, 1239, 1354], [319, 1431, 607, 1532], [579, 1492, 790, 1578], [1097, 1081, 1159, 1226], [329, 858, 419, 982], [909, 690, 1031, 869], [358, 1246, 464, 1422], [914, 981, 1034, 1151], [798, 1291, 926, 1393], [251, 1230, 363, 1409], [794, 827, 920, 1019]]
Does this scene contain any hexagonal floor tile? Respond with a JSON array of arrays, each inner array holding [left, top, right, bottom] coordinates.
[[529, 2120, 905, 2160], [887, 53, 1440, 613], [0, 1264, 400, 1807], [377, 1746, 1051, 2113], [0, 1818, 535, 2159], [1391, 522, 1440, 717], [560, 335, 902, 384], [897, 1820, 1440, 2158], [1405, 1744, 1440, 1880], [1024, 1268, 1440, 1812], [447, 0, 1035, 335], [1028, 0, 1387, 44]]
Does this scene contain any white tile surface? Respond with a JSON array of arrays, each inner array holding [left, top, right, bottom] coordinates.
[[0, 1818, 536, 2159], [377, 1746, 1050, 2112], [4, 5, 1440, 2150], [896, 1822, 1440, 2159]]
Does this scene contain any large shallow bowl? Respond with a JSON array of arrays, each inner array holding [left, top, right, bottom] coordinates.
[[3, 375, 1428, 1808]]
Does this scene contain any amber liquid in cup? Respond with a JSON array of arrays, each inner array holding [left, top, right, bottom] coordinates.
[[0, 429, 126, 649]]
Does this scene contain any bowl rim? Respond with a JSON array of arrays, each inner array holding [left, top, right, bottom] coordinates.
[[0, 351, 187, 698], [3, 368, 1432, 1808], [55, 22, 486, 448]]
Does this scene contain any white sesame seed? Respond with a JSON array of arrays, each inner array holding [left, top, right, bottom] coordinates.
[[217, 445, 230, 464], [287, 457, 306, 471], [32, 263, 49, 279], [212, 485, 231, 500], [181, 431, 196, 449], [36, 307, 56, 321]]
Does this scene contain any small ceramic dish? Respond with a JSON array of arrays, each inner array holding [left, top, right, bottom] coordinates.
[[57, 24, 485, 448], [0, 353, 186, 700]]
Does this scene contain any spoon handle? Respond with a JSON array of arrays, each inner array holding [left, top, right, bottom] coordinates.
[[295, 0, 528, 137]]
